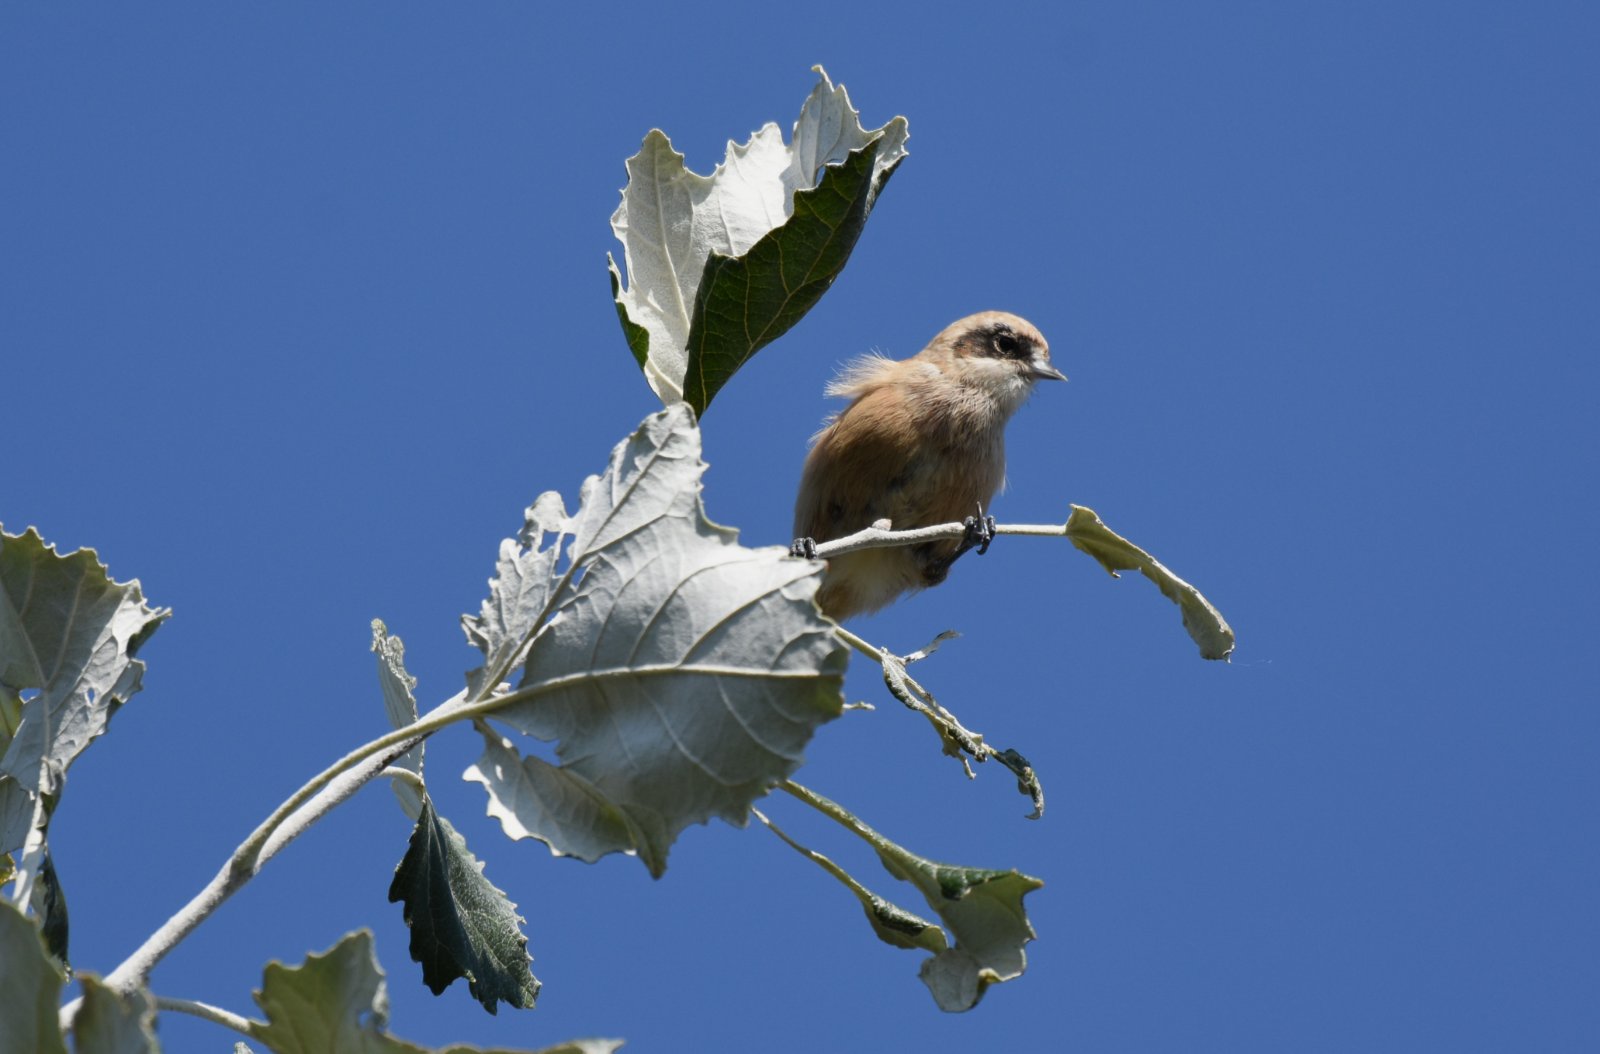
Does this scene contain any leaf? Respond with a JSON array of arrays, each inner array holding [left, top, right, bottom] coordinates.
[[376, 625, 538, 1015], [0, 527, 169, 857], [465, 726, 641, 864], [1063, 505, 1236, 661], [435, 1046, 624, 1054], [785, 783, 1042, 1012], [372, 620, 426, 819], [0, 897, 68, 1054], [461, 492, 570, 702], [250, 931, 608, 1054], [466, 404, 846, 877], [899, 865, 1042, 1013], [28, 842, 69, 965], [609, 66, 908, 413], [251, 932, 396, 1054], [387, 797, 539, 1014], [71, 974, 160, 1054]]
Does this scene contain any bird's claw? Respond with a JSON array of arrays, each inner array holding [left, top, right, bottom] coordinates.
[[790, 537, 818, 560], [961, 514, 997, 556]]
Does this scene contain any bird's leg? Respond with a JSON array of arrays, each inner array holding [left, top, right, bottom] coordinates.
[[790, 537, 818, 560], [917, 505, 996, 587]]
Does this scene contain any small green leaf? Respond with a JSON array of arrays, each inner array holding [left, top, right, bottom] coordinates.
[[72, 974, 160, 1054], [1064, 505, 1236, 660], [0, 898, 68, 1054], [388, 798, 539, 1014]]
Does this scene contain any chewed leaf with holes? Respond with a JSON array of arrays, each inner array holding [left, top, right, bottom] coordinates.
[[609, 66, 908, 413], [467, 404, 847, 876]]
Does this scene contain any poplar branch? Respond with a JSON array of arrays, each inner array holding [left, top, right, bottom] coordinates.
[[808, 520, 1067, 559]]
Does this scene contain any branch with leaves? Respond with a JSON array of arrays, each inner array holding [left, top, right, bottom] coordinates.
[[1, 66, 1235, 1052], [815, 510, 1235, 662]]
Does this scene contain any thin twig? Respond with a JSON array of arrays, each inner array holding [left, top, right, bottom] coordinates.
[[830, 624, 1045, 819], [832, 625, 984, 758], [810, 520, 1068, 560]]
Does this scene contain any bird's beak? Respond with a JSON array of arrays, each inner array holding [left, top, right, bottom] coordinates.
[[1028, 358, 1067, 382]]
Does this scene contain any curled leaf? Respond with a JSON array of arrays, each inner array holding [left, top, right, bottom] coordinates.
[[1064, 505, 1236, 660], [780, 783, 1042, 1012], [372, 620, 425, 819]]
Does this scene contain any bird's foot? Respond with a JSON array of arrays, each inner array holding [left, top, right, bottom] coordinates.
[[959, 512, 997, 556], [790, 537, 818, 560]]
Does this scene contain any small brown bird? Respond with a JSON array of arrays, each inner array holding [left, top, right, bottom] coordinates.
[[793, 311, 1064, 619]]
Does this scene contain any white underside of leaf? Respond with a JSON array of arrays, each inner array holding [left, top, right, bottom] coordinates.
[[466, 405, 845, 876]]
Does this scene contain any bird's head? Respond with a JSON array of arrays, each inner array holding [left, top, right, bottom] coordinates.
[[925, 311, 1064, 412]]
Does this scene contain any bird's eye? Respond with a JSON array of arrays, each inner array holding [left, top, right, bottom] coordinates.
[[994, 332, 1020, 356]]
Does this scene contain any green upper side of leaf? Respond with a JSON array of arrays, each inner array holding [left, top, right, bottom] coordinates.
[[680, 139, 902, 413], [388, 797, 539, 1015], [609, 66, 908, 410]]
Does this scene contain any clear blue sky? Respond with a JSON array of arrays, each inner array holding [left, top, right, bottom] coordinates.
[[5, 3, 1597, 1051]]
